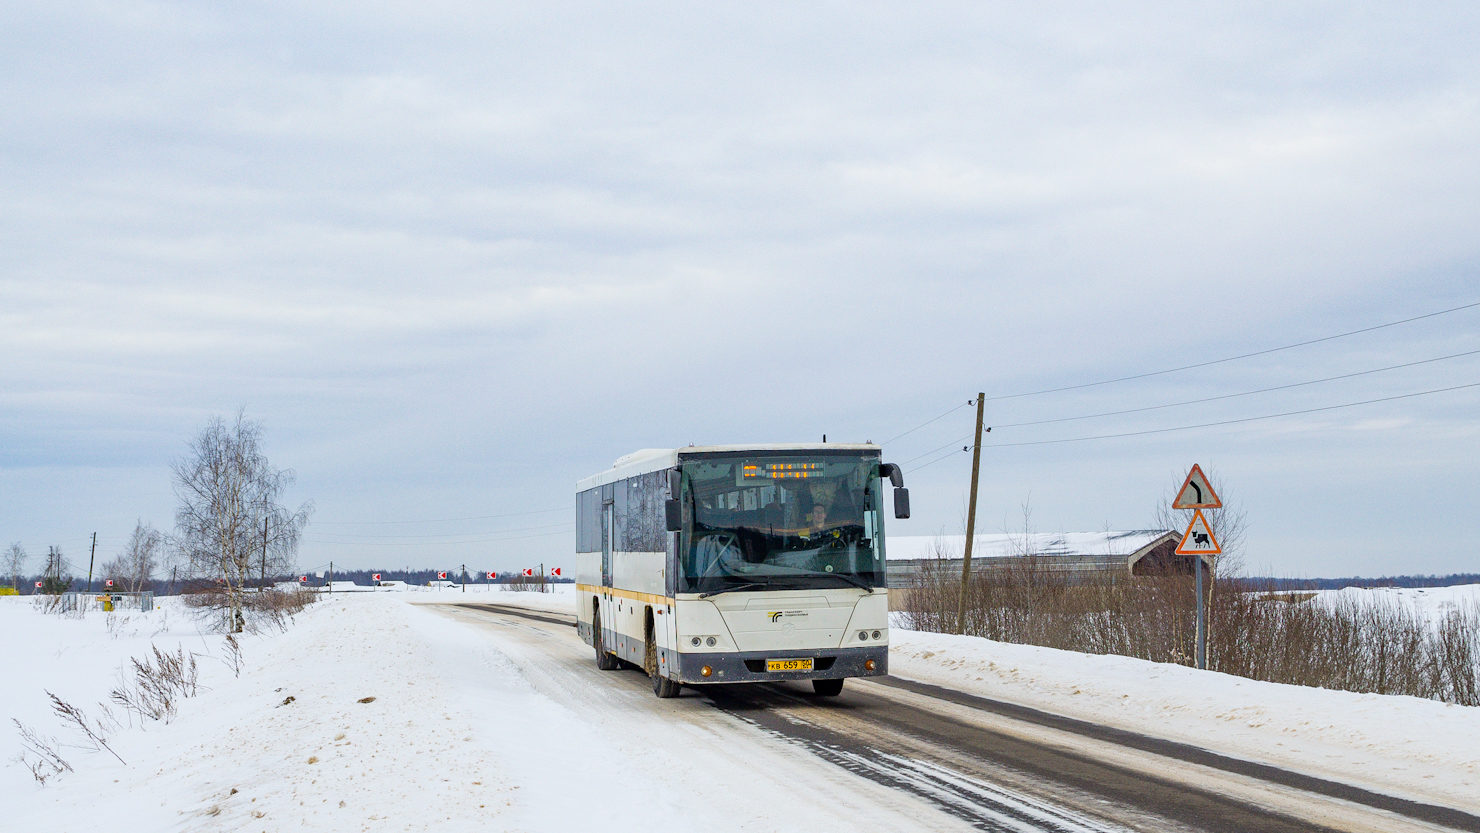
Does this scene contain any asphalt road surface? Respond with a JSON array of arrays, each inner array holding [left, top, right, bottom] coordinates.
[[433, 601, 1479, 833]]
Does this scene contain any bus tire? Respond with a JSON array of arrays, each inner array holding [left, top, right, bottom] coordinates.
[[812, 678, 844, 696], [653, 670, 682, 698], [594, 606, 619, 670]]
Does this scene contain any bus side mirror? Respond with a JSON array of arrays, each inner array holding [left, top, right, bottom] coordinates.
[[665, 499, 683, 532], [893, 488, 910, 519]]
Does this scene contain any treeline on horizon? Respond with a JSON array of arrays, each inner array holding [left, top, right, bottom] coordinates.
[[1238, 574, 1480, 590], [306, 569, 573, 586], [3, 568, 575, 595]]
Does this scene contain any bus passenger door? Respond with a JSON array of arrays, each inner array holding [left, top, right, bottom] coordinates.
[[602, 500, 614, 589]]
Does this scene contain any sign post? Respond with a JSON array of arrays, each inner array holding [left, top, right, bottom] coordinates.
[[1174, 468, 1223, 671]]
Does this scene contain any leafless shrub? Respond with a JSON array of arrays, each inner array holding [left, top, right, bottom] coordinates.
[[12, 719, 72, 784], [47, 692, 125, 764], [1212, 587, 1480, 706], [104, 612, 134, 636], [501, 574, 548, 593], [901, 556, 1201, 664], [109, 645, 200, 723], [224, 633, 242, 678], [182, 585, 316, 633], [899, 567, 1480, 705]]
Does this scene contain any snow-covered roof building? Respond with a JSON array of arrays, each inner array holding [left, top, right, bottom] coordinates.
[[885, 530, 1194, 588]]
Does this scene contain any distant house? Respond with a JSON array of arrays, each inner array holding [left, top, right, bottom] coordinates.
[[885, 530, 1202, 588]]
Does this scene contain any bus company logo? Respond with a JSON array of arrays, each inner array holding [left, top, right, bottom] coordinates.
[[767, 610, 807, 622]]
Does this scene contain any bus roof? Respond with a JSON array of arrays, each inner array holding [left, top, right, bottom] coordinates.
[[576, 444, 881, 492]]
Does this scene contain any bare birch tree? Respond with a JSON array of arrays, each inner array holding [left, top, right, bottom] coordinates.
[[172, 410, 313, 632], [103, 521, 162, 592], [4, 542, 26, 590]]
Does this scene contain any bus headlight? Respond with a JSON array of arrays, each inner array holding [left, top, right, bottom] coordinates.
[[706, 637, 717, 647], [872, 631, 881, 640], [691, 637, 701, 647], [858, 631, 869, 641]]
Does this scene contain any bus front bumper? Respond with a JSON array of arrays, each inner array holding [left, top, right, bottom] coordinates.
[[665, 645, 888, 685]]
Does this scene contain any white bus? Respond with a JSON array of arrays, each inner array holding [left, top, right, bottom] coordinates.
[[575, 444, 910, 698]]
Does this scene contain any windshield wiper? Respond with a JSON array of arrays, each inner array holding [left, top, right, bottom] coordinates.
[[812, 573, 874, 592], [699, 582, 768, 599]]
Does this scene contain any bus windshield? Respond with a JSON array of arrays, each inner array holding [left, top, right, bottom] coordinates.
[[677, 453, 884, 595]]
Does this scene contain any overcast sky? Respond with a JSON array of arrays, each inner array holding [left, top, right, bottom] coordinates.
[[3, 2, 1477, 578]]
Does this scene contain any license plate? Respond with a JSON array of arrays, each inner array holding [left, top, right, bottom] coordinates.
[[766, 658, 814, 672]]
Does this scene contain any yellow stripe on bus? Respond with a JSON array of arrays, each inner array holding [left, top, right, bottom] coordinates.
[[576, 584, 675, 607]]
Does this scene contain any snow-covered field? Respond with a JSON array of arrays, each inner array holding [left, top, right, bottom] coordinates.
[[5, 584, 1478, 830], [1, 589, 941, 832]]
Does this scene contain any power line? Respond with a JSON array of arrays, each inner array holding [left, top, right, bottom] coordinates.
[[983, 381, 1480, 448], [994, 348, 1480, 429], [881, 401, 971, 445], [313, 506, 570, 526], [906, 446, 970, 474], [899, 434, 974, 467], [983, 299, 1480, 402]]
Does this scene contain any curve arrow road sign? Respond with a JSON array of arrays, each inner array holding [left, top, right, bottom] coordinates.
[[1173, 464, 1222, 509]]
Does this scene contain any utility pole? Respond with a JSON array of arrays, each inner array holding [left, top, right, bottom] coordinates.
[[328, 560, 333, 593], [461, 563, 466, 593], [86, 532, 97, 593], [955, 394, 986, 635]]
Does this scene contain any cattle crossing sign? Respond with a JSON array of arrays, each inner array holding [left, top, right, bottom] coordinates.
[[1175, 509, 1222, 555]]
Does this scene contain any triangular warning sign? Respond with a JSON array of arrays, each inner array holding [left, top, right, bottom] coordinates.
[[1175, 509, 1222, 555], [1172, 464, 1222, 509]]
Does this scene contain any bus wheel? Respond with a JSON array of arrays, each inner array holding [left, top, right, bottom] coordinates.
[[812, 678, 844, 697], [594, 607, 619, 670], [653, 670, 682, 698]]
